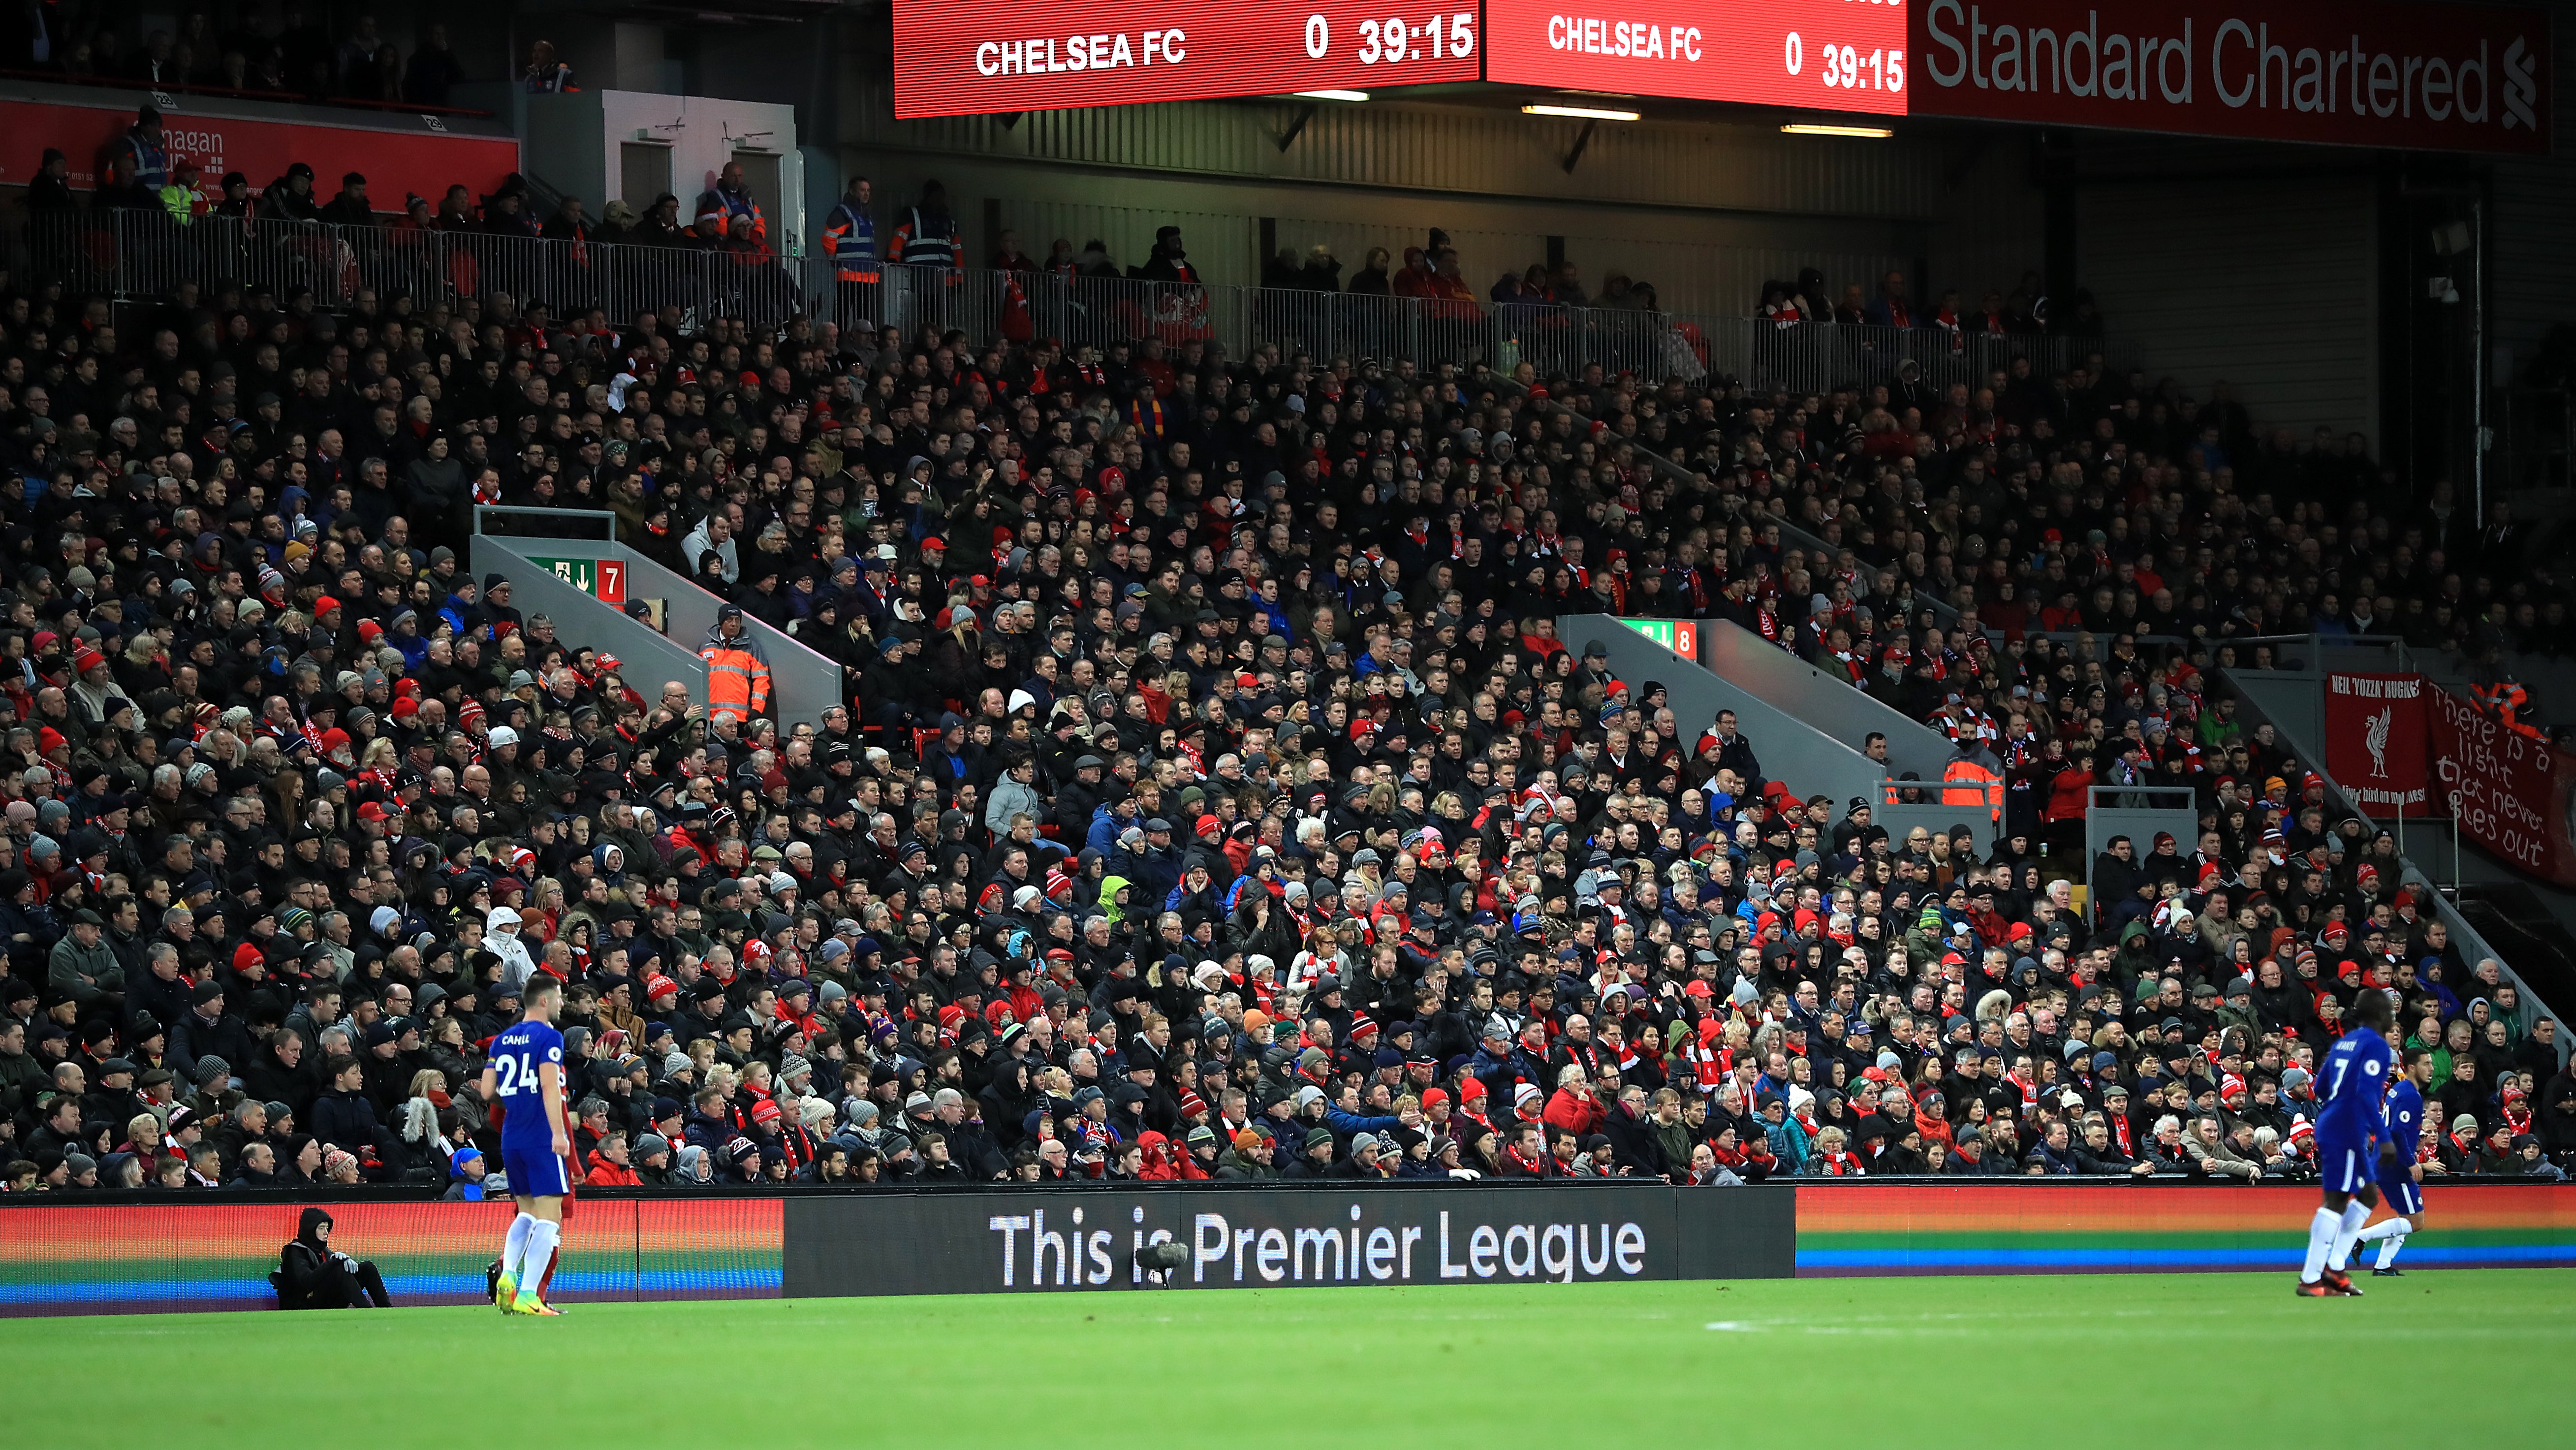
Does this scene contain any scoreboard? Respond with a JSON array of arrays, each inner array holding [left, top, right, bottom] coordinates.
[[891, 0, 2549, 157], [893, 0, 1901, 117], [894, 0, 1482, 118], [1483, 0, 1904, 114]]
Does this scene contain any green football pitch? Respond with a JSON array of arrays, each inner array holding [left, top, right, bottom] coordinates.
[[14, 1271, 2570, 1448]]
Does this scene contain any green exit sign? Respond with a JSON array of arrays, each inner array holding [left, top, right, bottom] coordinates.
[[1617, 618, 1699, 660], [524, 557, 628, 605]]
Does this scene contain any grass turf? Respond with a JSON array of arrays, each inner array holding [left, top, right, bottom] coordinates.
[[15, 1270, 2570, 1448]]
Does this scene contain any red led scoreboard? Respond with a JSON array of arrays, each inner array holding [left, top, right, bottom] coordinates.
[[892, 0, 1901, 117], [1483, 0, 1905, 112], [892, 0, 2548, 158], [893, 0, 1483, 117]]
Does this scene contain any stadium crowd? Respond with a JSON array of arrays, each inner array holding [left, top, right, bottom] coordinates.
[[11, 8, 485, 110], [1, 140, 2572, 1205]]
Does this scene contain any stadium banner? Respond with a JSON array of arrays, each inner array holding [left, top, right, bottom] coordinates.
[[2429, 686, 2576, 887], [1908, 0, 2552, 155], [0, 1198, 780, 1317], [2324, 672, 2431, 814], [782, 1185, 1795, 1295], [1793, 1183, 2576, 1274], [0, 95, 522, 207]]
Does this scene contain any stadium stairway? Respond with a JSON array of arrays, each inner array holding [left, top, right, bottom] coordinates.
[[471, 507, 846, 725], [1567, 614, 1996, 856], [2226, 652, 2576, 1067]]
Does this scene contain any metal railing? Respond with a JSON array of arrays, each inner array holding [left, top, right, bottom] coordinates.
[[17, 209, 2130, 394], [471, 504, 620, 545]]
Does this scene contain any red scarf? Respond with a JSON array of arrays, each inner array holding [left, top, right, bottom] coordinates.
[[1712, 1138, 1771, 1170], [2003, 1072, 2038, 1114]]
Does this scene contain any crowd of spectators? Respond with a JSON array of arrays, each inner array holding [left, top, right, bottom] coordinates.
[[1255, 233, 1679, 318], [1757, 266, 2094, 338], [9, 6, 478, 109], [1, 133, 2572, 1207]]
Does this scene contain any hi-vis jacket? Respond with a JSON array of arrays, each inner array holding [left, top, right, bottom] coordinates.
[[699, 623, 772, 721]]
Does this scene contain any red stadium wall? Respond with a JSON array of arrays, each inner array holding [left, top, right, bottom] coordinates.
[[0, 95, 521, 211]]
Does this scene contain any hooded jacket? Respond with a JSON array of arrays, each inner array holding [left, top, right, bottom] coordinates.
[[1097, 875, 1137, 931], [274, 1208, 343, 1308], [984, 770, 1044, 837]]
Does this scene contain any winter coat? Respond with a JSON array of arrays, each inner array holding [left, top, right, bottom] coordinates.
[[985, 773, 1044, 837], [242, 1040, 318, 1116], [47, 931, 124, 1009], [1213, 1148, 1277, 1180], [170, 1008, 257, 1085], [1650, 1117, 1696, 1179], [273, 1208, 352, 1309], [2182, 1133, 2261, 1180], [1543, 1086, 1608, 1139], [1602, 1102, 1668, 1178], [309, 1087, 381, 1157], [1761, 1114, 1811, 1175]]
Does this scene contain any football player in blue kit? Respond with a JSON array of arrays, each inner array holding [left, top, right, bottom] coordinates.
[[2352, 1044, 2434, 1276], [479, 974, 572, 1315], [2297, 986, 2395, 1296]]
